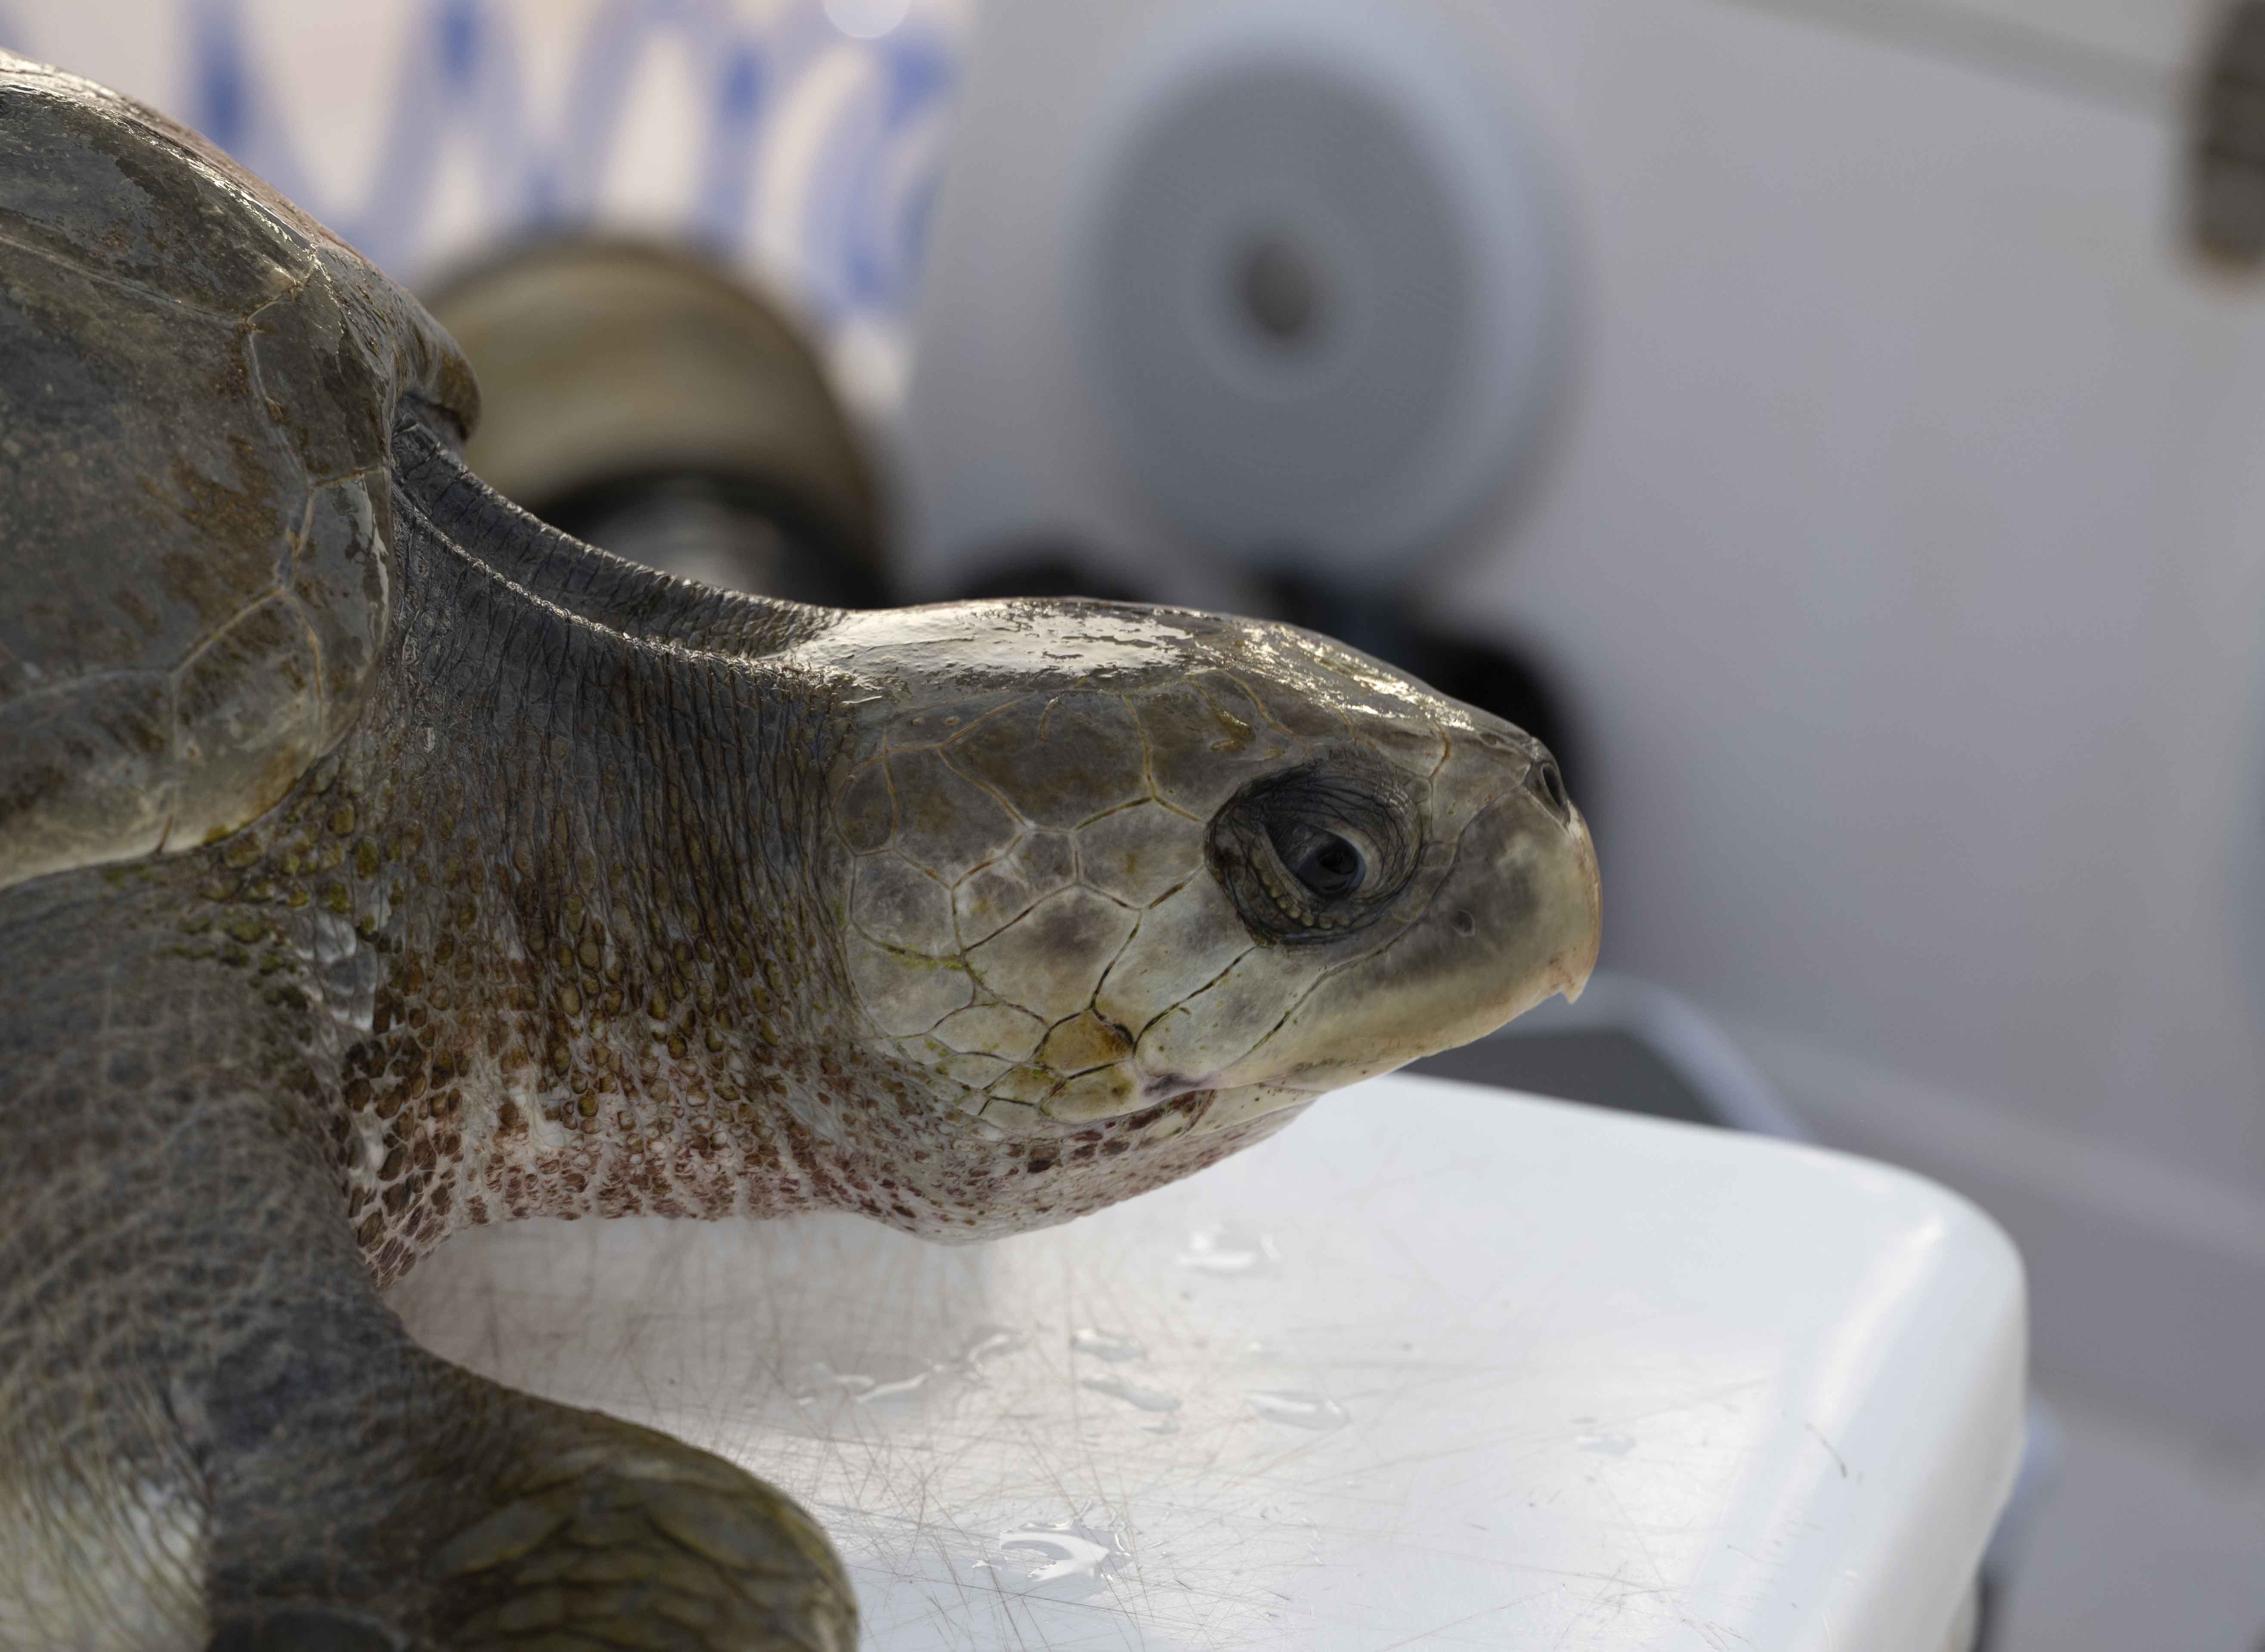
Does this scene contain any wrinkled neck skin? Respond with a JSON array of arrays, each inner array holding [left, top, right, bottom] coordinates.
[[230, 423, 1278, 1289], [368, 434, 840, 1250]]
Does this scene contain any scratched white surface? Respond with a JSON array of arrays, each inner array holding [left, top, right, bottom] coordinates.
[[388, 1075, 2026, 1650]]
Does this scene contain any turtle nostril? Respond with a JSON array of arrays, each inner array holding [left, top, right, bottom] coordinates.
[[1527, 755, 1570, 822]]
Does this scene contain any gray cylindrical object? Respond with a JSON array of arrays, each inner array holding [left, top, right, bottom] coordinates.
[[426, 239, 884, 588], [1071, 0, 1568, 583]]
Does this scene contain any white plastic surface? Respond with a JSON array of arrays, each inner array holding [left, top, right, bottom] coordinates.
[[389, 1075, 2026, 1650]]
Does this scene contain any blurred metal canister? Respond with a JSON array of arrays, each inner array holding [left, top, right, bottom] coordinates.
[[426, 238, 889, 605]]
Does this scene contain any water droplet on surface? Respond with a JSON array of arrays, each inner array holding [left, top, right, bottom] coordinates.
[[995, 1519, 1129, 1590], [1081, 1373, 1182, 1413], [954, 1325, 1025, 1372], [794, 1328, 1023, 1411], [1246, 1389, 1348, 1430], [796, 1363, 876, 1400], [1176, 1224, 1282, 1275], [856, 1370, 937, 1404], [1070, 1327, 1146, 1361], [1576, 1432, 1635, 1456], [793, 1361, 934, 1408]]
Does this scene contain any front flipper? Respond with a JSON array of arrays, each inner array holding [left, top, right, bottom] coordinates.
[[421, 1402, 851, 1650], [0, 888, 851, 1652], [207, 1386, 854, 1652], [208, 1606, 409, 1651]]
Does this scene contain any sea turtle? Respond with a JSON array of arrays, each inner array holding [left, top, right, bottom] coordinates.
[[0, 53, 1601, 1652]]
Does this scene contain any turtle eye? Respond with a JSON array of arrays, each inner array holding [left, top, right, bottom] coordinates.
[[1271, 821, 1368, 900], [1209, 755, 1420, 944]]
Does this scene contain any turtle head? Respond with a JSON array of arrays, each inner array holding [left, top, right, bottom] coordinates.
[[782, 598, 1600, 1222]]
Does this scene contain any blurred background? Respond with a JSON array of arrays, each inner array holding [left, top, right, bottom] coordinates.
[[7, 0, 2264, 1643]]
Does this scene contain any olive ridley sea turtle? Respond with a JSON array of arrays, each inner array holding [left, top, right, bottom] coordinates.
[[0, 54, 1601, 1652]]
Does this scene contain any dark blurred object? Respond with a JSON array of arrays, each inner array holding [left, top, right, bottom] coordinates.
[[424, 239, 887, 604], [1411, 970, 1809, 1138], [1265, 572, 1583, 804], [540, 472, 882, 607], [1422, 1030, 1720, 1128], [2194, 1, 2265, 265], [953, 542, 1151, 604]]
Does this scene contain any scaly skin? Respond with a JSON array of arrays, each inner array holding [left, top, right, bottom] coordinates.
[[0, 56, 1601, 1651], [4, 419, 1593, 1647], [3, 424, 876, 1649]]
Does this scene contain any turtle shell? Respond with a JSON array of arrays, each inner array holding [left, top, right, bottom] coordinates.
[[0, 53, 477, 892]]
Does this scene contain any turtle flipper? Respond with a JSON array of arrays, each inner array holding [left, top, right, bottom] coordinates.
[[207, 1606, 411, 1651], [202, 1389, 854, 1652], [415, 1404, 854, 1652], [183, 1281, 854, 1649], [0, 882, 851, 1652]]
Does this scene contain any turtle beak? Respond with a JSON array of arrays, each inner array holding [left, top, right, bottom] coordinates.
[[1208, 780, 1602, 1096]]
